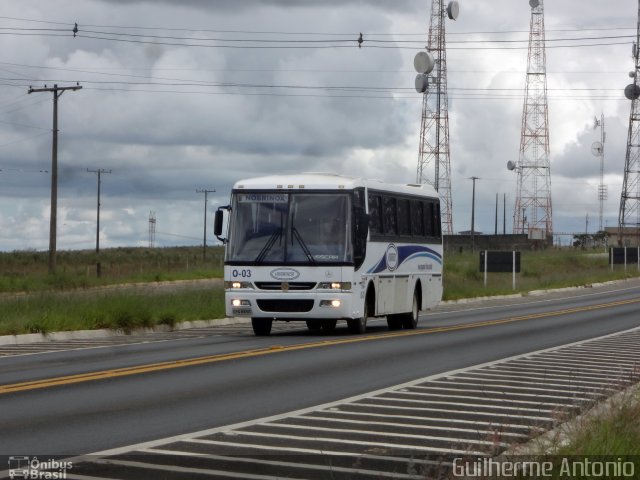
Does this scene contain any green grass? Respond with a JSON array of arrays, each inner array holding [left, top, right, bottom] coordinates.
[[505, 386, 640, 480], [1, 247, 639, 336], [0, 246, 224, 293], [0, 288, 225, 335], [443, 249, 638, 300]]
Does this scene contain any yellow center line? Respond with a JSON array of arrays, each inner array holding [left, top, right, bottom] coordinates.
[[1, 297, 638, 395]]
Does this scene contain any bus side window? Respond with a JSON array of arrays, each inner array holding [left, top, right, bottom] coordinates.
[[383, 196, 397, 236], [424, 201, 434, 237], [397, 199, 411, 237], [368, 194, 383, 235], [411, 200, 424, 237]]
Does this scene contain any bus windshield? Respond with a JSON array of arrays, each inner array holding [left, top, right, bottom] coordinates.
[[226, 192, 353, 264]]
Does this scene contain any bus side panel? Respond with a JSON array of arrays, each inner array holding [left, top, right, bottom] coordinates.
[[363, 240, 443, 315], [421, 274, 443, 310], [375, 276, 393, 315], [393, 276, 410, 313]]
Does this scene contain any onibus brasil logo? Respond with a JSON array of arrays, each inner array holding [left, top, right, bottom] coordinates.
[[8, 456, 73, 479]]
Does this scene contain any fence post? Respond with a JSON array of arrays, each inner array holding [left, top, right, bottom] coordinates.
[[512, 251, 516, 290]]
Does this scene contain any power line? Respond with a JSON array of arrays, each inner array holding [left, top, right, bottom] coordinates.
[[0, 15, 634, 35]]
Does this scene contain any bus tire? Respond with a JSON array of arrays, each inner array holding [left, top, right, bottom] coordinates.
[[347, 300, 368, 334], [252, 318, 273, 336], [401, 290, 420, 329], [306, 320, 322, 331], [321, 320, 338, 332], [386, 315, 403, 330]]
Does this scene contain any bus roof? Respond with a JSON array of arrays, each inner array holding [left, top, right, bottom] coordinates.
[[232, 173, 438, 198]]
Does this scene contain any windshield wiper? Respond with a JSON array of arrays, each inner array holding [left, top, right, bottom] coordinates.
[[292, 227, 316, 264], [255, 228, 282, 263]]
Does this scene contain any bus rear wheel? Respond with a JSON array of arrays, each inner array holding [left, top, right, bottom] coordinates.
[[252, 318, 273, 336], [386, 315, 403, 330]]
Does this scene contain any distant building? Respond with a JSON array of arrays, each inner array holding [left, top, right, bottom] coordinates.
[[604, 227, 640, 247]]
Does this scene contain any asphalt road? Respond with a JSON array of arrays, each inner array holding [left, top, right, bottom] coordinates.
[[0, 280, 639, 460]]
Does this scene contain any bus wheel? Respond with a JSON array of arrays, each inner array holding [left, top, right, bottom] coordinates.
[[252, 318, 273, 336], [321, 320, 337, 332], [386, 315, 403, 330], [347, 302, 368, 334], [401, 291, 420, 329], [306, 320, 322, 331]]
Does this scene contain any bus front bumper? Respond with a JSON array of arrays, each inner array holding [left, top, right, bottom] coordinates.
[[225, 291, 359, 320]]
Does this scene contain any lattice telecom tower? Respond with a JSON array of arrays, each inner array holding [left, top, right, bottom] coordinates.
[[619, 0, 640, 244], [148, 211, 156, 248], [512, 0, 553, 237], [416, 0, 458, 235], [591, 114, 607, 232]]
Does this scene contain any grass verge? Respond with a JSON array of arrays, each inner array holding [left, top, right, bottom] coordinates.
[[496, 386, 640, 480], [0, 288, 225, 335], [1, 248, 639, 336], [443, 249, 639, 300]]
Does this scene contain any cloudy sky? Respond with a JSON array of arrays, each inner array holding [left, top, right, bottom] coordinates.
[[0, 0, 637, 251]]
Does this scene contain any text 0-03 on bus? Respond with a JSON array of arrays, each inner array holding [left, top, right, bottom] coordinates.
[[214, 173, 443, 336]]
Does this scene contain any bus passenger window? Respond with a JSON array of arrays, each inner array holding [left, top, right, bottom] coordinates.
[[424, 202, 434, 237], [397, 199, 410, 236], [411, 201, 424, 237], [383, 196, 397, 236], [368, 195, 383, 235]]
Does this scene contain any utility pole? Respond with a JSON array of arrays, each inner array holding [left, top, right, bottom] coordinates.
[[503, 193, 507, 235], [470, 176, 479, 252], [196, 189, 216, 262], [28, 83, 82, 274], [494, 193, 498, 235], [87, 168, 111, 277]]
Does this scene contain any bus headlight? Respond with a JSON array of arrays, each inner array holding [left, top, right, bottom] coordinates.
[[320, 300, 341, 308], [231, 299, 251, 307], [318, 282, 351, 291], [225, 281, 253, 289]]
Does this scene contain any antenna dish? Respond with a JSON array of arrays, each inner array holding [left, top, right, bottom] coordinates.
[[414, 51, 435, 74], [630, 71, 637, 79], [507, 161, 516, 171], [415, 74, 428, 94], [446, 1, 460, 20], [529, 0, 540, 8], [591, 142, 603, 156], [634, 43, 638, 59], [625, 83, 640, 101]]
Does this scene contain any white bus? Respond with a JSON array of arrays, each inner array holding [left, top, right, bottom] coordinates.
[[214, 173, 443, 336]]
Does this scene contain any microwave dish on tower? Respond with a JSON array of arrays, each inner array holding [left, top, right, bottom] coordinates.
[[447, 1, 460, 20], [591, 142, 604, 156]]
